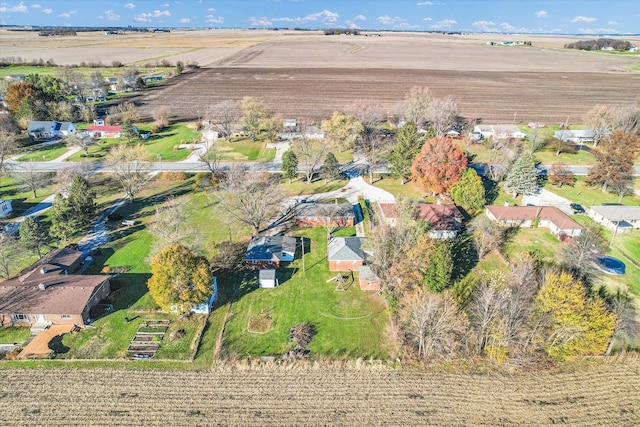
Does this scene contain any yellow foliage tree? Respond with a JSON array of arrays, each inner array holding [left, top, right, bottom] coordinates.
[[535, 272, 615, 360], [147, 244, 213, 313]]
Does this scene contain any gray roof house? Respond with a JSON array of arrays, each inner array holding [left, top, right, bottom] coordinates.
[[328, 237, 365, 271], [588, 205, 640, 233], [245, 236, 297, 269], [27, 121, 76, 141]]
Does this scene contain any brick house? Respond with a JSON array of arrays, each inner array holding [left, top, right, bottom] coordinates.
[[294, 203, 355, 228], [328, 237, 365, 271], [485, 205, 583, 238], [417, 203, 464, 239]]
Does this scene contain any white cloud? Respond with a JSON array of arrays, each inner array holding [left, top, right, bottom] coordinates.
[[124, 3, 135, 9], [100, 10, 120, 21], [205, 14, 224, 24], [208, 8, 216, 12], [161, 3, 170, 7], [271, 9, 339, 25], [608, 20, 618, 25], [416, 1, 433, 5], [180, 17, 190, 23], [429, 19, 457, 29], [42, 8, 52, 14], [579, 27, 620, 34], [134, 9, 171, 22], [423, 17, 432, 21], [30, 4, 41, 9], [354, 14, 366, 21], [58, 10, 77, 18], [572, 16, 596, 23], [0, 2, 28, 13], [376, 15, 405, 26], [534, 10, 547, 18], [249, 16, 272, 27], [472, 20, 496, 32], [344, 20, 360, 30]]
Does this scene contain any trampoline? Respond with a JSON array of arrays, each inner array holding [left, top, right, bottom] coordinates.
[[595, 256, 626, 275]]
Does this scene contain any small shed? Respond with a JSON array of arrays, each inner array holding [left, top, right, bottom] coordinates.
[[0, 199, 13, 217], [358, 266, 381, 292], [259, 269, 278, 288]]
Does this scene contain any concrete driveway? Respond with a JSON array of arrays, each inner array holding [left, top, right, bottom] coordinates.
[[522, 187, 573, 214]]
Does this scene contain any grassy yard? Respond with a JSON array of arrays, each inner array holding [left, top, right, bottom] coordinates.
[[0, 327, 31, 344], [372, 174, 425, 200], [0, 65, 173, 79], [17, 144, 69, 161], [544, 177, 640, 206], [0, 176, 58, 216], [217, 138, 275, 162], [280, 177, 347, 197], [463, 141, 596, 165], [218, 227, 389, 359]]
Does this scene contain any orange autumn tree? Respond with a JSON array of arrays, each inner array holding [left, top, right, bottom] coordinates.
[[411, 136, 467, 195]]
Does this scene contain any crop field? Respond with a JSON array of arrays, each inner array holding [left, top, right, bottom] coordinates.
[[1, 358, 640, 426]]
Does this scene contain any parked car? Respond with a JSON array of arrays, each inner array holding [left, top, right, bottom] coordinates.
[[570, 203, 585, 214]]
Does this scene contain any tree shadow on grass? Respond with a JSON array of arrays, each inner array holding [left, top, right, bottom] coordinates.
[[48, 335, 70, 355], [108, 272, 153, 311], [482, 176, 500, 205]]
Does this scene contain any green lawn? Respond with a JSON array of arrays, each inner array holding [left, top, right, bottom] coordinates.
[[17, 144, 69, 162], [0, 176, 58, 216], [533, 146, 596, 165], [218, 227, 389, 359], [0, 65, 172, 79], [217, 138, 275, 162], [502, 227, 564, 263], [281, 177, 348, 197], [544, 177, 640, 206], [0, 327, 31, 344], [372, 174, 425, 200]]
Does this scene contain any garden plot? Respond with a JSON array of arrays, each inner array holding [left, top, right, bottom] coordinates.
[[127, 319, 170, 359]]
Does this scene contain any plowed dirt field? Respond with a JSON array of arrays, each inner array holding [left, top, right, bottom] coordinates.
[[2, 360, 639, 426]]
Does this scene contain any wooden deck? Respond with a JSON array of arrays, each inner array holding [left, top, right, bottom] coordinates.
[[18, 325, 76, 359]]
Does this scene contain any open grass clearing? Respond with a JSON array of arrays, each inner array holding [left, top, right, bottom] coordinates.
[[0, 327, 30, 344], [372, 174, 426, 200], [280, 176, 347, 197], [217, 138, 275, 162], [0, 64, 173, 79], [544, 176, 640, 206], [218, 227, 389, 359], [17, 144, 68, 162]]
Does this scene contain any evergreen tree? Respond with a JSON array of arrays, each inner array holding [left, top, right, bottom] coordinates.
[[504, 151, 538, 197], [49, 194, 75, 242], [451, 168, 486, 212], [66, 176, 97, 228], [389, 120, 422, 184], [19, 216, 49, 259], [423, 241, 454, 292], [319, 152, 341, 182], [281, 149, 298, 182]]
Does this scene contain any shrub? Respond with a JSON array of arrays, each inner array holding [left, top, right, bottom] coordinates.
[[158, 171, 187, 181]]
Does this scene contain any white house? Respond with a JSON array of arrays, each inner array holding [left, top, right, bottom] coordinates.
[[0, 199, 13, 217], [553, 128, 610, 144], [473, 124, 525, 140], [588, 205, 640, 233], [486, 206, 583, 238], [27, 121, 76, 141]]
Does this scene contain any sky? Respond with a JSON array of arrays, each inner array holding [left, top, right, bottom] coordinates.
[[0, 1, 638, 35]]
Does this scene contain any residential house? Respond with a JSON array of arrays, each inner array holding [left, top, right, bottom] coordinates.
[[358, 265, 381, 291], [473, 124, 525, 140], [485, 205, 583, 238], [328, 237, 365, 271], [0, 199, 13, 217], [245, 236, 297, 269], [588, 205, 640, 233], [283, 118, 297, 128], [294, 203, 355, 228], [27, 121, 76, 141], [0, 248, 110, 327], [376, 202, 398, 227], [86, 125, 122, 138], [553, 128, 610, 144], [418, 203, 464, 239]]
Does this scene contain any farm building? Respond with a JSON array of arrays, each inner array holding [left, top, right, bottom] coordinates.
[[0, 199, 13, 217], [294, 203, 355, 228], [473, 124, 525, 140], [328, 237, 365, 271], [245, 236, 297, 269], [588, 205, 640, 233], [358, 265, 381, 291], [258, 269, 278, 288], [417, 203, 464, 239], [485, 205, 583, 238], [0, 248, 110, 327], [27, 121, 76, 141]]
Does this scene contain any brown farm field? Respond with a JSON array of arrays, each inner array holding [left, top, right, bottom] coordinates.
[[2, 359, 640, 426], [3, 29, 640, 124]]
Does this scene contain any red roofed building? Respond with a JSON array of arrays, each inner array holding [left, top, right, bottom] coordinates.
[[417, 203, 464, 239], [485, 205, 583, 239], [86, 125, 122, 138]]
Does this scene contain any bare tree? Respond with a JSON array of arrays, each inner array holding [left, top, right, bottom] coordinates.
[[560, 222, 607, 280], [292, 132, 328, 184], [54, 163, 95, 188], [64, 132, 94, 155], [0, 128, 18, 174], [12, 160, 52, 198], [401, 290, 468, 360], [584, 104, 613, 147], [216, 166, 285, 235], [356, 130, 392, 184], [313, 202, 351, 239], [468, 215, 506, 259], [149, 195, 195, 253], [198, 139, 222, 179], [208, 100, 241, 140], [320, 111, 363, 152], [468, 273, 509, 356], [611, 102, 640, 133], [105, 144, 151, 201], [486, 150, 512, 182], [349, 99, 385, 130], [604, 290, 640, 355], [427, 96, 459, 137], [526, 127, 545, 153], [239, 96, 273, 141], [0, 234, 20, 279], [152, 105, 171, 130], [401, 86, 432, 127]]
